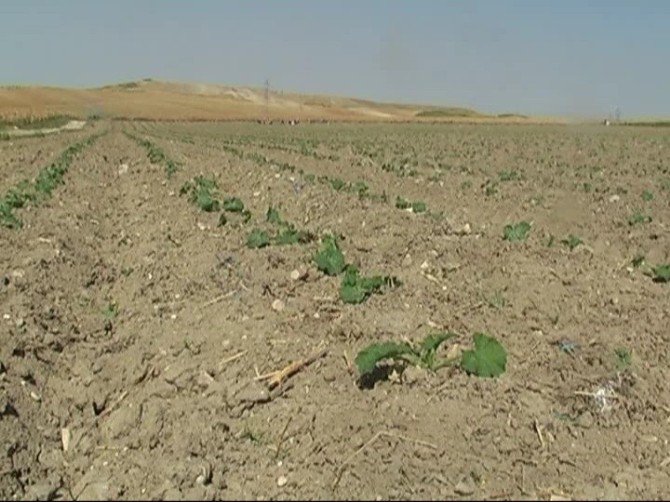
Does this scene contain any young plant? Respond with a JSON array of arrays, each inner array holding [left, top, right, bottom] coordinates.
[[330, 178, 347, 191], [313, 235, 346, 276], [266, 206, 283, 225], [628, 211, 652, 226], [614, 348, 632, 370], [274, 224, 314, 246], [247, 229, 270, 249], [631, 255, 646, 268], [651, 264, 670, 283], [503, 221, 531, 242], [642, 190, 654, 201], [355, 332, 507, 380], [395, 197, 427, 213], [180, 176, 221, 212], [223, 197, 245, 213], [562, 234, 583, 251], [339, 265, 400, 304]]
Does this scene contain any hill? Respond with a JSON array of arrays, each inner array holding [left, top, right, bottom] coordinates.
[[0, 79, 533, 123]]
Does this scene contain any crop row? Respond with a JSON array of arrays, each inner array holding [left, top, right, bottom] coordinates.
[[0, 133, 104, 229]]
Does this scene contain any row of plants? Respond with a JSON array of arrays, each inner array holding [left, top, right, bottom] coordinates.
[[124, 132, 180, 177], [503, 220, 668, 282], [0, 133, 103, 229]]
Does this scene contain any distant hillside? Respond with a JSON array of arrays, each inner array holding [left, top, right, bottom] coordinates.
[[0, 79, 534, 123]]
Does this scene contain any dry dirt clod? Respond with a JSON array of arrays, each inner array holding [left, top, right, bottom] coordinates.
[[272, 299, 285, 311], [454, 477, 476, 495], [290, 268, 308, 281], [277, 475, 288, 487]]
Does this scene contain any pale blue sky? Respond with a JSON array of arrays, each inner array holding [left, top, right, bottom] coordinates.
[[1, 1, 669, 117]]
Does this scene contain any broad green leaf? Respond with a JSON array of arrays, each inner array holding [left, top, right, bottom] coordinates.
[[339, 267, 399, 304], [419, 332, 456, 356], [274, 227, 313, 246], [503, 221, 531, 242], [561, 234, 583, 251], [330, 178, 347, 191], [223, 197, 245, 212], [340, 266, 369, 304], [313, 235, 346, 276], [460, 333, 507, 378], [247, 229, 270, 249], [355, 341, 415, 375], [652, 264, 670, 283], [266, 206, 282, 224], [395, 196, 411, 209], [411, 201, 427, 213]]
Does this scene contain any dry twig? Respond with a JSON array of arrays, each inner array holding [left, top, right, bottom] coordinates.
[[256, 347, 328, 389]]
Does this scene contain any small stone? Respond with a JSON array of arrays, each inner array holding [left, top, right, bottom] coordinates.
[[290, 268, 308, 281], [118, 163, 129, 175], [609, 194, 620, 203], [271, 299, 285, 312], [454, 478, 476, 495], [420, 260, 430, 270], [577, 411, 594, 429], [459, 223, 472, 235], [61, 428, 70, 452], [277, 476, 288, 487], [197, 222, 206, 231]]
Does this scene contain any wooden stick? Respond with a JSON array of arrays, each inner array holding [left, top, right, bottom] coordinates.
[[202, 290, 237, 308], [256, 348, 328, 389]]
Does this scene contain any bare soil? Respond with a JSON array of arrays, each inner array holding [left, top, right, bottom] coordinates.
[[1, 122, 669, 500]]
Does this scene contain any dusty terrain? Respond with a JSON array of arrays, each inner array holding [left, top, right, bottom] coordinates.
[[0, 80, 549, 124], [1, 121, 669, 500]]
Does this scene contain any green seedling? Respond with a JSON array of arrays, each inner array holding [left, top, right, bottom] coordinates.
[[499, 170, 520, 182], [223, 197, 245, 213], [562, 234, 583, 251], [411, 201, 427, 213], [330, 178, 347, 191], [395, 196, 411, 210], [180, 176, 221, 212], [0, 202, 21, 229], [313, 235, 346, 276], [628, 212, 652, 226], [266, 206, 282, 224], [546, 234, 555, 247], [395, 197, 427, 213], [642, 190, 654, 201], [339, 265, 400, 304], [651, 264, 670, 283], [631, 255, 646, 268], [274, 225, 314, 246], [503, 221, 531, 242], [247, 229, 270, 249], [355, 332, 507, 379], [485, 181, 499, 196], [103, 302, 119, 320], [352, 181, 369, 197], [614, 348, 632, 370]]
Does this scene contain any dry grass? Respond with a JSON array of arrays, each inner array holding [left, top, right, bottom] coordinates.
[[0, 79, 558, 124]]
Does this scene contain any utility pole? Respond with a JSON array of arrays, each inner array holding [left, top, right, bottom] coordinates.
[[264, 79, 270, 123]]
